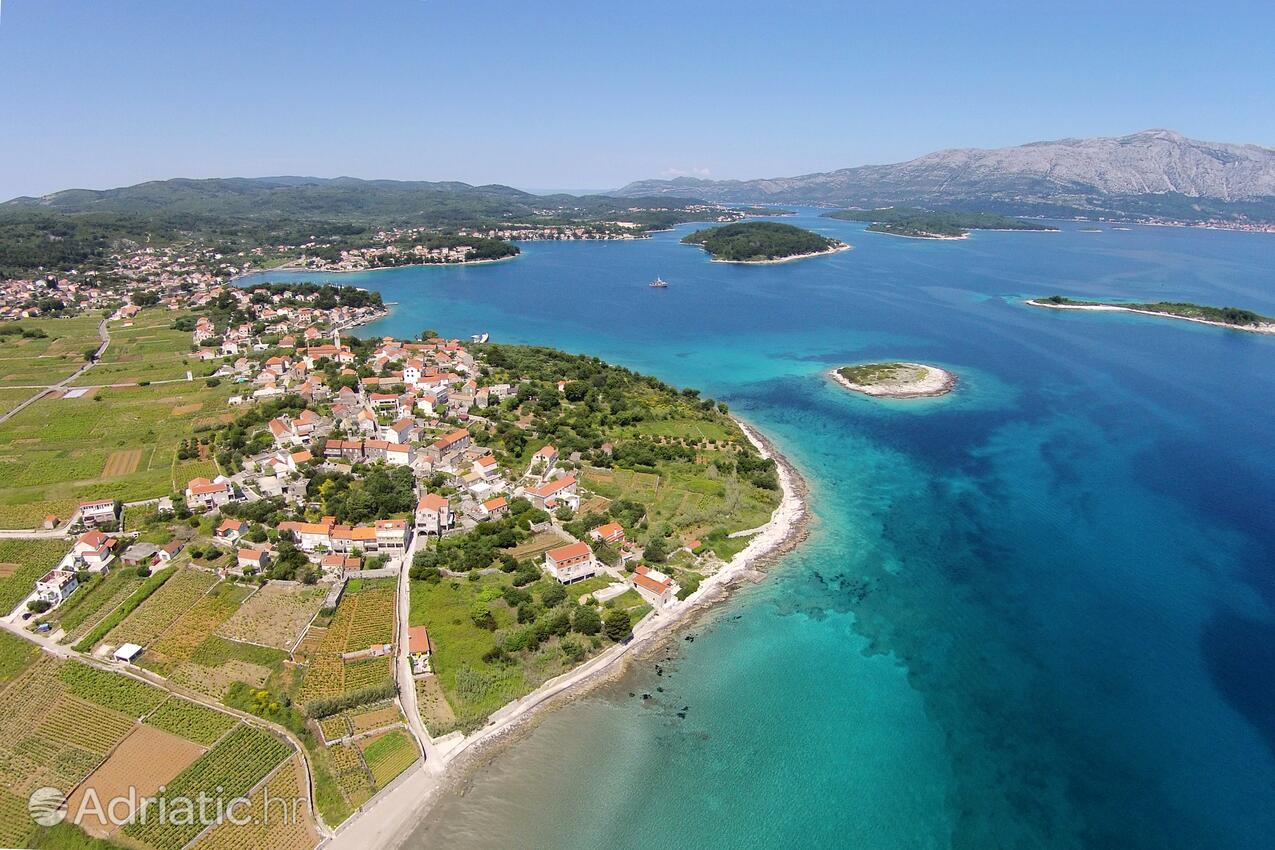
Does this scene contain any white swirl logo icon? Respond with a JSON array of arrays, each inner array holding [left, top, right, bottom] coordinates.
[[28, 786, 66, 827]]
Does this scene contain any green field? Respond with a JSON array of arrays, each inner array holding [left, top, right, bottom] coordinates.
[[582, 460, 774, 559], [0, 377, 235, 527], [0, 314, 102, 388], [407, 571, 621, 733], [101, 567, 219, 650], [0, 387, 38, 416], [0, 631, 38, 686], [59, 659, 167, 716], [72, 308, 216, 386]]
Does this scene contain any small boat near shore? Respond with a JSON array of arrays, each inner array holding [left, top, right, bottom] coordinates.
[[649, 276, 668, 288]]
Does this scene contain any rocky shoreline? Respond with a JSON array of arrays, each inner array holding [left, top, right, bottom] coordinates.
[[829, 363, 957, 399]]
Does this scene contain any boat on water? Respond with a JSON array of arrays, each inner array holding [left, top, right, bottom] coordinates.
[[470, 332, 490, 343], [649, 276, 668, 288]]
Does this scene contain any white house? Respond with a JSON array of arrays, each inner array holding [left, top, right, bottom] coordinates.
[[35, 569, 79, 605], [113, 643, 143, 664], [526, 475, 579, 512], [185, 476, 234, 511], [78, 499, 118, 528]]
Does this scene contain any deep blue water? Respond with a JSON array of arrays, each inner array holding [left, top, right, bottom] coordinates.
[[241, 213, 1275, 849]]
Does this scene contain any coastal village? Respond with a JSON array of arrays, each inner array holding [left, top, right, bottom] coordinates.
[[0, 268, 792, 848]]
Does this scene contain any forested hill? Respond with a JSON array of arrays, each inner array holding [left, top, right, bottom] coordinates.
[[681, 221, 842, 262], [826, 207, 1057, 238], [0, 177, 737, 279], [2, 176, 699, 226]]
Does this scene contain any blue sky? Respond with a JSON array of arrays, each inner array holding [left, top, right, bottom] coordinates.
[[1, 0, 1272, 199]]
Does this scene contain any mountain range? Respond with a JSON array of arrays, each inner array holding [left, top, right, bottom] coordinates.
[[615, 130, 1275, 222]]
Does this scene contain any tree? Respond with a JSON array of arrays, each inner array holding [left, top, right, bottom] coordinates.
[[470, 601, 496, 630], [539, 583, 566, 608], [572, 605, 601, 636], [603, 609, 632, 642], [643, 536, 669, 564]]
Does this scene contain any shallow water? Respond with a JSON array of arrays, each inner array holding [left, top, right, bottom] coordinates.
[[241, 213, 1275, 848]]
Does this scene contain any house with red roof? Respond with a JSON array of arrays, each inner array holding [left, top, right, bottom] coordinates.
[[589, 522, 625, 545], [544, 540, 598, 584], [632, 564, 678, 607], [215, 517, 244, 543], [185, 476, 234, 511], [415, 493, 454, 535], [73, 529, 116, 571], [526, 475, 579, 512], [479, 496, 509, 519]]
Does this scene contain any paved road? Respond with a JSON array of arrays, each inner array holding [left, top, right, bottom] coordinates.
[[395, 524, 443, 770]]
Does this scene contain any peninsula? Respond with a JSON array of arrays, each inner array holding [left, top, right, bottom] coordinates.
[[681, 221, 848, 263], [830, 362, 957, 398], [825, 207, 1057, 239], [0, 277, 805, 847], [1027, 295, 1275, 334]]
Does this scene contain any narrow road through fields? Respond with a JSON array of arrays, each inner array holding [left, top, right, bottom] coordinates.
[[0, 317, 109, 425], [396, 525, 442, 768]]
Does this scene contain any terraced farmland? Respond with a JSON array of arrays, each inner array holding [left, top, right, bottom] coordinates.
[[122, 724, 291, 850]]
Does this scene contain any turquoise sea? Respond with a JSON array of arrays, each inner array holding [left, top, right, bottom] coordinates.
[[241, 212, 1275, 849]]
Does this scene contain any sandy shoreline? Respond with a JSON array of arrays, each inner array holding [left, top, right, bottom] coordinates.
[[325, 418, 809, 850], [829, 363, 957, 398], [708, 241, 852, 264], [1026, 299, 1275, 335]]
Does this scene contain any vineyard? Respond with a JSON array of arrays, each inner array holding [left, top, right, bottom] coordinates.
[[348, 701, 403, 735], [145, 696, 237, 746], [143, 580, 254, 675], [326, 741, 374, 809], [191, 756, 317, 850], [317, 699, 402, 743], [297, 582, 396, 705], [343, 656, 392, 690], [123, 723, 291, 850], [65, 724, 205, 839], [38, 694, 136, 755], [48, 567, 145, 644], [59, 660, 166, 716], [0, 630, 37, 686], [0, 657, 139, 799], [104, 567, 218, 648], [358, 728, 419, 788], [333, 581, 395, 652], [217, 582, 327, 649], [319, 713, 350, 743]]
